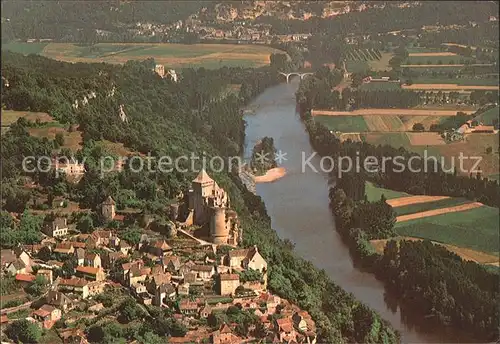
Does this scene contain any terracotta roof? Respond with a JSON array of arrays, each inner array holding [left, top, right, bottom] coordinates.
[[179, 301, 198, 310], [114, 214, 125, 221], [59, 277, 88, 287], [276, 318, 294, 332], [76, 266, 102, 275], [54, 243, 73, 252], [220, 273, 239, 281], [220, 323, 232, 334], [473, 125, 495, 131], [192, 169, 213, 184], [0, 315, 8, 323], [15, 273, 36, 282], [152, 240, 171, 250], [33, 309, 51, 318], [85, 253, 98, 260], [69, 242, 86, 249]]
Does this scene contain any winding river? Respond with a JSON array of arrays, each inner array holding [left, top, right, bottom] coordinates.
[[243, 80, 475, 343]]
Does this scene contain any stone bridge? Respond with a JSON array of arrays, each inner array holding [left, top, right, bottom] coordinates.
[[278, 72, 314, 83]]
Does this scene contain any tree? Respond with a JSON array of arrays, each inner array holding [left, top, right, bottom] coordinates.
[[6, 319, 42, 343], [77, 214, 94, 233], [351, 73, 364, 88], [25, 275, 48, 296], [54, 133, 65, 147], [486, 146, 493, 154], [412, 123, 425, 131], [119, 297, 144, 323], [120, 227, 142, 246]]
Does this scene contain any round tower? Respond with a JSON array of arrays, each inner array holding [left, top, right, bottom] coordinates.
[[210, 207, 228, 244]]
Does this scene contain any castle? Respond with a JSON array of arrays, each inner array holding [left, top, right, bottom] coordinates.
[[186, 170, 240, 245]]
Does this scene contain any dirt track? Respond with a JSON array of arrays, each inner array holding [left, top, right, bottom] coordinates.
[[408, 52, 457, 57], [311, 109, 475, 116], [386, 195, 450, 207], [396, 202, 483, 222], [402, 84, 499, 91], [254, 167, 287, 183]]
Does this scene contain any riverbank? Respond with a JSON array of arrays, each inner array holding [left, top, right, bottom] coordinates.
[[254, 167, 287, 183]]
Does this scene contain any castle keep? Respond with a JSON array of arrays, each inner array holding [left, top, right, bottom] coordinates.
[[187, 170, 240, 245]]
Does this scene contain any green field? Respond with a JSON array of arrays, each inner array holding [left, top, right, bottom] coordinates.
[[410, 76, 499, 86], [395, 205, 500, 255], [1, 42, 48, 55], [405, 55, 474, 65], [346, 60, 370, 73], [475, 106, 499, 126], [394, 197, 472, 216], [3, 42, 281, 69], [359, 82, 402, 91], [365, 182, 409, 202], [361, 132, 412, 150], [314, 115, 369, 132]]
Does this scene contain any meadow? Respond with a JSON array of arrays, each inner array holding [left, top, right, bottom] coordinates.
[[405, 55, 474, 65], [475, 106, 499, 126], [410, 76, 499, 86], [365, 181, 409, 202], [2, 42, 282, 69], [394, 205, 499, 255], [393, 197, 472, 216], [359, 82, 401, 91], [313, 115, 369, 132]]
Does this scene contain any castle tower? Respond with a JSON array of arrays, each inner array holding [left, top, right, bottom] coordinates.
[[191, 169, 216, 224], [210, 207, 229, 244], [102, 196, 116, 222]]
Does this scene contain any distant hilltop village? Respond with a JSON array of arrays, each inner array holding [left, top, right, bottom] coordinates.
[[182, 169, 241, 246]]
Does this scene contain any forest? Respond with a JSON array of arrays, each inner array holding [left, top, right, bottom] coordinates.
[[1, 52, 399, 343]]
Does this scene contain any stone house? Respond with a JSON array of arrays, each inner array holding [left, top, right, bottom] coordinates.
[[148, 240, 172, 257], [211, 323, 239, 344], [43, 217, 69, 238], [145, 273, 172, 294], [46, 291, 73, 312], [292, 311, 309, 331], [179, 300, 199, 316], [84, 253, 102, 268], [6, 259, 27, 275], [101, 196, 116, 222], [88, 281, 105, 297], [199, 304, 212, 318], [227, 246, 267, 273], [275, 317, 297, 343], [218, 273, 240, 296], [58, 278, 90, 299], [54, 243, 74, 255], [33, 304, 61, 329], [191, 265, 215, 281], [75, 266, 106, 282], [15, 273, 36, 286], [131, 283, 147, 296], [75, 248, 86, 266], [162, 256, 181, 273], [154, 283, 176, 306]]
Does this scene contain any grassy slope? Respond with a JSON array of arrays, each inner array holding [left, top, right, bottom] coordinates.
[[365, 181, 409, 202], [475, 106, 499, 126], [395, 205, 500, 255], [314, 115, 369, 132]]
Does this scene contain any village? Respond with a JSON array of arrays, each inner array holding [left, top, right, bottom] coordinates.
[[0, 169, 317, 344]]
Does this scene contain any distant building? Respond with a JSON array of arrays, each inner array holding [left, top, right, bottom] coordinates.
[[43, 217, 69, 238], [153, 64, 165, 77]]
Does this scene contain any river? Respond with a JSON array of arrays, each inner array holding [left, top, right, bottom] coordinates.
[[243, 80, 475, 343]]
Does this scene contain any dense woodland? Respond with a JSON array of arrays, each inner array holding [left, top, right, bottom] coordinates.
[[1, 52, 399, 343]]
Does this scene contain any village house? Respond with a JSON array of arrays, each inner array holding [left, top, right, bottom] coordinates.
[[1, 249, 31, 271], [131, 283, 147, 296], [75, 248, 86, 266], [75, 266, 106, 282], [162, 255, 181, 273], [218, 273, 240, 296], [54, 243, 74, 255], [87, 230, 112, 248], [154, 283, 176, 306], [15, 273, 36, 286], [191, 265, 215, 281], [102, 251, 126, 269], [84, 253, 102, 268], [33, 304, 62, 329], [43, 217, 69, 238], [145, 272, 172, 293], [211, 323, 240, 344], [87, 281, 106, 297], [6, 259, 27, 275], [146, 240, 172, 257], [127, 266, 151, 287], [58, 278, 90, 299], [275, 317, 297, 343], [46, 291, 73, 312], [227, 245, 267, 273], [179, 300, 199, 316]]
